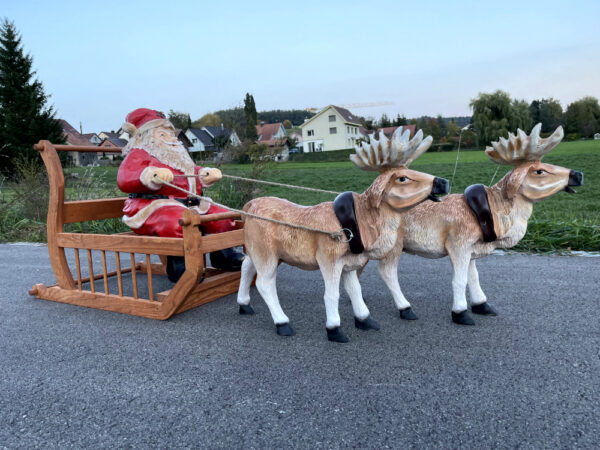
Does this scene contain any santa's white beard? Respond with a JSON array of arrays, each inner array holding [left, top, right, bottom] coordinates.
[[122, 131, 196, 175]]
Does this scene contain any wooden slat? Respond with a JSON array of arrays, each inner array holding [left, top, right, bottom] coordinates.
[[146, 254, 154, 301], [56, 233, 185, 256], [87, 250, 95, 293], [63, 198, 126, 223], [74, 249, 82, 291], [115, 252, 123, 297], [200, 229, 245, 254], [101, 251, 109, 294], [130, 253, 138, 299], [30, 285, 164, 319], [49, 144, 122, 153], [78, 266, 134, 284]]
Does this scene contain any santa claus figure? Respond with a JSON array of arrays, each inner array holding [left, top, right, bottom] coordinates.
[[117, 108, 244, 280]]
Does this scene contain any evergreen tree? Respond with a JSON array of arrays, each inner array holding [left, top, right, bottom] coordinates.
[[394, 114, 407, 126], [244, 93, 258, 140], [379, 113, 391, 128], [0, 20, 64, 175]]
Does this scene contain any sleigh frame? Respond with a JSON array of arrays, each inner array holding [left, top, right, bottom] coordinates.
[[28, 140, 245, 320]]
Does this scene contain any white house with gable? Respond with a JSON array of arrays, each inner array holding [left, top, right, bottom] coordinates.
[[299, 105, 362, 152]]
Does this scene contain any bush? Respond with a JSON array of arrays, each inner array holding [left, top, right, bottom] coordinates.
[[565, 133, 580, 141]]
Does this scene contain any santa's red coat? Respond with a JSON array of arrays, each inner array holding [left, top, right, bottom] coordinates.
[[117, 147, 234, 237]]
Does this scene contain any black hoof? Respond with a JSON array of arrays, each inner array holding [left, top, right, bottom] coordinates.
[[210, 248, 245, 271], [471, 302, 497, 316], [354, 316, 380, 331], [452, 310, 475, 325], [399, 307, 418, 320], [276, 323, 295, 336], [326, 327, 349, 343], [239, 304, 255, 315]]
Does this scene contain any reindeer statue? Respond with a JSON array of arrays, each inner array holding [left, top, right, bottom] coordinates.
[[237, 129, 449, 342], [374, 124, 584, 325]]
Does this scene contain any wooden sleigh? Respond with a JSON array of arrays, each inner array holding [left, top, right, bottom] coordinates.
[[28, 140, 245, 319]]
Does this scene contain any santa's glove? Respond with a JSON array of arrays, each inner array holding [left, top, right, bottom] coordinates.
[[140, 167, 174, 190], [199, 168, 222, 187]]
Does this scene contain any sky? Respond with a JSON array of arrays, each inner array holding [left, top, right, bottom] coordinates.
[[2, 0, 599, 132]]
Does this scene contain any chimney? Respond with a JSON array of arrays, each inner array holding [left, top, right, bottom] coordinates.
[[221, 123, 224, 130]]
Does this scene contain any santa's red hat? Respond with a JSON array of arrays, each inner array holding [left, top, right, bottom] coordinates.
[[122, 108, 172, 136]]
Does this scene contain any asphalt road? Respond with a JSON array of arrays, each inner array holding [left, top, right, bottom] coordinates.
[[0, 243, 598, 449]]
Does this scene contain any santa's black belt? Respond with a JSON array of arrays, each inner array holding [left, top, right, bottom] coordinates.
[[464, 184, 497, 242], [128, 193, 200, 207], [333, 191, 364, 254]]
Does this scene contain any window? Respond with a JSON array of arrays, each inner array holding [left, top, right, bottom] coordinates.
[[307, 130, 314, 136], [330, 127, 337, 134], [192, 138, 197, 143], [329, 115, 336, 122], [347, 126, 349, 133]]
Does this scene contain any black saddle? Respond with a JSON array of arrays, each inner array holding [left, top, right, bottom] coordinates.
[[464, 184, 497, 242], [333, 191, 364, 254]]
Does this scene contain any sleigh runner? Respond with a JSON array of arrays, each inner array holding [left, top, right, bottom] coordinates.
[[28, 140, 246, 319]]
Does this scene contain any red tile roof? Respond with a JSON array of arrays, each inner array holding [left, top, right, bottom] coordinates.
[[376, 124, 416, 139], [256, 123, 283, 142], [57, 119, 95, 146]]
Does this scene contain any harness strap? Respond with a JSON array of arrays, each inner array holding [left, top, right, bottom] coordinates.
[[464, 184, 497, 242], [333, 191, 364, 254]]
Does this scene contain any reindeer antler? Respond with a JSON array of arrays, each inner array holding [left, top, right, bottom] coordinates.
[[351, 128, 433, 172], [485, 123, 564, 166]]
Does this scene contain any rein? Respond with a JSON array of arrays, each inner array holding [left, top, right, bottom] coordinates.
[[156, 175, 352, 243]]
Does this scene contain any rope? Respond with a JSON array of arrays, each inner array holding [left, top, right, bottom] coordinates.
[[155, 175, 348, 242], [489, 166, 501, 186], [174, 173, 340, 195], [450, 130, 464, 193], [221, 174, 341, 195]]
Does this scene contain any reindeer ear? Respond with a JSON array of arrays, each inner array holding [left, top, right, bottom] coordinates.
[[366, 171, 395, 209], [504, 165, 529, 199]]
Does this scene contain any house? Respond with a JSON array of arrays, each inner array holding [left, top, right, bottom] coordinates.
[[256, 122, 286, 144], [185, 128, 216, 152], [185, 125, 241, 153], [175, 129, 193, 150], [299, 105, 362, 152], [57, 119, 99, 166], [376, 124, 417, 139]]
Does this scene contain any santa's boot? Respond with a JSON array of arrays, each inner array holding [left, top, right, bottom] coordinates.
[[210, 248, 245, 271], [166, 256, 186, 283]]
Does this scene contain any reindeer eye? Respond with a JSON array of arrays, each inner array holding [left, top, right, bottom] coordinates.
[[534, 169, 545, 175], [397, 176, 409, 183]]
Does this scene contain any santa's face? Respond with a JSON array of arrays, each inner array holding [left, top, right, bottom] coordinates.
[[153, 126, 179, 146]]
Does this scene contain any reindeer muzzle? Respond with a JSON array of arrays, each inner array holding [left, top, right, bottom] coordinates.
[[565, 170, 584, 193], [428, 177, 450, 202]]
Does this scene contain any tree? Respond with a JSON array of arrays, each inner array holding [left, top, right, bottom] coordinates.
[[394, 114, 407, 126], [0, 20, 64, 175], [529, 98, 563, 133], [212, 133, 229, 152], [191, 113, 222, 128], [510, 99, 533, 133], [436, 115, 446, 137], [446, 119, 460, 137], [282, 119, 292, 129], [243, 93, 258, 140], [168, 110, 191, 129], [470, 90, 534, 146], [379, 113, 391, 128], [564, 96, 600, 138], [428, 118, 441, 142]]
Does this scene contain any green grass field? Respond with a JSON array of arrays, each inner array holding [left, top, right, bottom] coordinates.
[[3, 140, 598, 251]]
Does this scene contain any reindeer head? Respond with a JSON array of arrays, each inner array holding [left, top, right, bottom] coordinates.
[[486, 124, 584, 202], [353, 129, 449, 210]]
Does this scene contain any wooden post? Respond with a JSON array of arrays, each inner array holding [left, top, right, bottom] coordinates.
[[101, 250, 109, 294], [74, 248, 82, 291], [145, 254, 154, 301], [87, 250, 95, 293], [130, 253, 138, 299], [35, 141, 75, 289], [115, 252, 123, 297]]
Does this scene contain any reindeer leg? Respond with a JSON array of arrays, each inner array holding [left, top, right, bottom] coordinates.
[[237, 256, 257, 315], [319, 262, 348, 343], [468, 259, 497, 316], [378, 253, 418, 320], [447, 251, 475, 325], [254, 258, 294, 336], [342, 270, 379, 331]]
